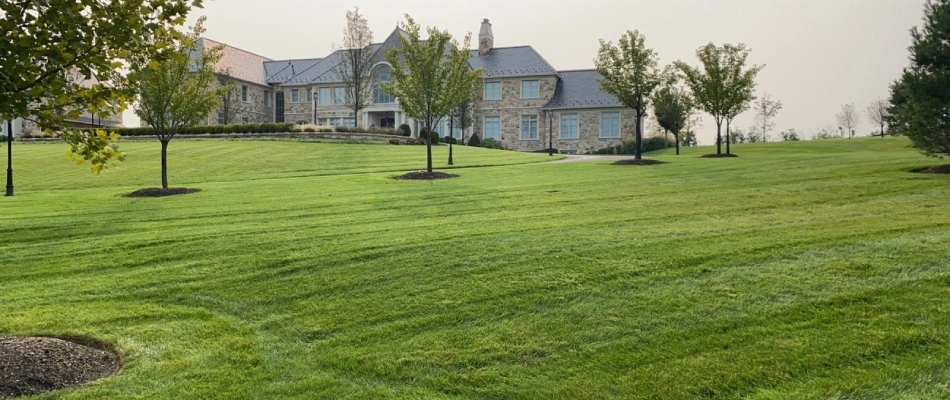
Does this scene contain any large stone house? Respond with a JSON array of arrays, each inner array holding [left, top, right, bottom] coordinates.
[[197, 19, 637, 153], [2, 74, 124, 137]]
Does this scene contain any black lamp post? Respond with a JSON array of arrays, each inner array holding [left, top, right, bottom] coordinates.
[[5, 120, 13, 197], [448, 117, 454, 165], [547, 110, 554, 156]]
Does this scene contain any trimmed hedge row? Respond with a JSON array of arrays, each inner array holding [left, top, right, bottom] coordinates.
[[591, 136, 676, 155], [66, 123, 298, 137]]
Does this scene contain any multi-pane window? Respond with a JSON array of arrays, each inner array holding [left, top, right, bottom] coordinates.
[[484, 82, 501, 101], [334, 87, 346, 105], [483, 116, 501, 140], [263, 91, 270, 106], [291, 89, 299, 103], [521, 80, 539, 99], [601, 112, 620, 138], [560, 113, 578, 139], [307, 88, 313, 102], [241, 85, 248, 102], [521, 115, 538, 140], [318, 88, 332, 106], [373, 65, 395, 104]]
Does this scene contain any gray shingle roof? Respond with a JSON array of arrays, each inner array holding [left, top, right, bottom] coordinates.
[[264, 58, 322, 84], [201, 38, 271, 86], [544, 70, 623, 110], [468, 46, 558, 78]]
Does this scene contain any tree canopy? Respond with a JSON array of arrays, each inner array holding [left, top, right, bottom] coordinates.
[[383, 15, 483, 173], [332, 8, 375, 126], [653, 71, 693, 155], [676, 43, 763, 155], [595, 30, 661, 160], [888, 0, 950, 156], [0, 0, 198, 125]]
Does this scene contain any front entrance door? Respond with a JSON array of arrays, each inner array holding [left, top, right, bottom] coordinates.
[[380, 117, 395, 128], [275, 92, 285, 123]]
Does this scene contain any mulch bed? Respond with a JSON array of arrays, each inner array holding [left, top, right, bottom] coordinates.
[[394, 171, 460, 180], [125, 188, 202, 197], [612, 159, 668, 166], [700, 153, 740, 158], [0, 337, 120, 398], [912, 164, 950, 174]]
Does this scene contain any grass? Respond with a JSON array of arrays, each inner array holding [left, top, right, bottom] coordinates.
[[1, 137, 948, 399]]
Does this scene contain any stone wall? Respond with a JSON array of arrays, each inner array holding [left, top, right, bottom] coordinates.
[[543, 108, 638, 154], [209, 76, 273, 125], [472, 75, 558, 151]]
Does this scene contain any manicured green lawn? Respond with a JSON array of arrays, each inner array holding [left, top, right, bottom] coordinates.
[[2, 137, 948, 399]]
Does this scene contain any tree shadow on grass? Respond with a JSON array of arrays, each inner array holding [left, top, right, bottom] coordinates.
[[125, 188, 202, 197]]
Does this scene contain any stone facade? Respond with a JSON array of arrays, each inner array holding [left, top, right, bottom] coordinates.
[[209, 78, 273, 124]]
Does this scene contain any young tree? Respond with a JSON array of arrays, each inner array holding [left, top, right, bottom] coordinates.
[[0, 0, 198, 195], [866, 98, 889, 138], [836, 103, 860, 139], [333, 8, 375, 128], [129, 17, 225, 189], [383, 15, 484, 173], [676, 43, 762, 156], [753, 93, 783, 143], [595, 30, 661, 160], [653, 71, 693, 155], [216, 67, 249, 125]]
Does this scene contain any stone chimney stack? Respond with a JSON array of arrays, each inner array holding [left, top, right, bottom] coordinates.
[[479, 19, 494, 56]]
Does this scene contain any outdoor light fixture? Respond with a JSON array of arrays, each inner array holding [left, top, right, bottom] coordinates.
[[5, 120, 13, 197]]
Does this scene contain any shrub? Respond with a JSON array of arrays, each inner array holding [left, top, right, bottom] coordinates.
[[411, 137, 427, 145], [429, 130, 441, 144], [481, 138, 503, 149], [399, 123, 412, 137], [468, 133, 481, 147], [443, 136, 457, 144], [643, 136, 673, 152]]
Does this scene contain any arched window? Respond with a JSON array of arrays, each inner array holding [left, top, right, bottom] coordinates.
[[372, 65, 395, 104]]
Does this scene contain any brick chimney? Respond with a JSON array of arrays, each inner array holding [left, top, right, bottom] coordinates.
[[479, 19, 494, 56]]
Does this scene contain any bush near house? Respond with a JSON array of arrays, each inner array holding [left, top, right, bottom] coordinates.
[[467, 133, 481, 147], [398, 123, 412, 137], [591, 136, 675, 154], [480, 138, 503, 149]]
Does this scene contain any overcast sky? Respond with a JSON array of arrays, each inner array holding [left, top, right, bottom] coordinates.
[[127, 0, 923, 143]]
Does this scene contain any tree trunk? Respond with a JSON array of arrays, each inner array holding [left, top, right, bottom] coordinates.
[[425, 122, 433, 173], [881, 124, 885, 137], [726, 119, 732, 155], [634, 113, 643, 160], [674, 133, 680, 155], [160, 139, 169, 189], [716, 121, 723, 155]]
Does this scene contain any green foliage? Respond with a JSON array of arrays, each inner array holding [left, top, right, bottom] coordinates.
[[430, 130, 441, 144], [0, 0, 198, 126], [443, 136, 457, 144], [383, 14, 484, 172], [480, 138, 503, 149], [887, 0, 950, 156], [653, 70, 693, 142], [399, 123, 412, 136], [467, 133, 481, 147], [593, 136, 673, 154], [676, 43, 764, 154], [60, 129, 127, 175], [595, 30, 661, 159]]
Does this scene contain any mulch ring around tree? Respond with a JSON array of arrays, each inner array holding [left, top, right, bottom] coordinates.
[[612, 159, 668, 166], [394, 171, 460, 180], [125, 188, 202, 197], [0, 336, 121, 399], [700, 153, 740, 158], [911, 164, 950, 174]]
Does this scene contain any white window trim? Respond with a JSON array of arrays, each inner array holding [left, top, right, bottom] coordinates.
[[521, 80, 539, 99], [520, 114, 539, 141], [600, 111, 622, 139], [484, 81, 502, 101], [483, 116, 501, 140], [560, 113, 579, 140]]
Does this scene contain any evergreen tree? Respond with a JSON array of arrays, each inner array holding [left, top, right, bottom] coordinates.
[[889, 0, 950, 156]]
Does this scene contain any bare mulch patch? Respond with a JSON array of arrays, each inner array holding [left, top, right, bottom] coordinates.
[[125, 188, 201, 197], [612, 159, 668, 166], [911, 164, 950, 174], [394, 171, 460, 180], [700, 153, 739, 158], [0, 337, 120, 398]]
